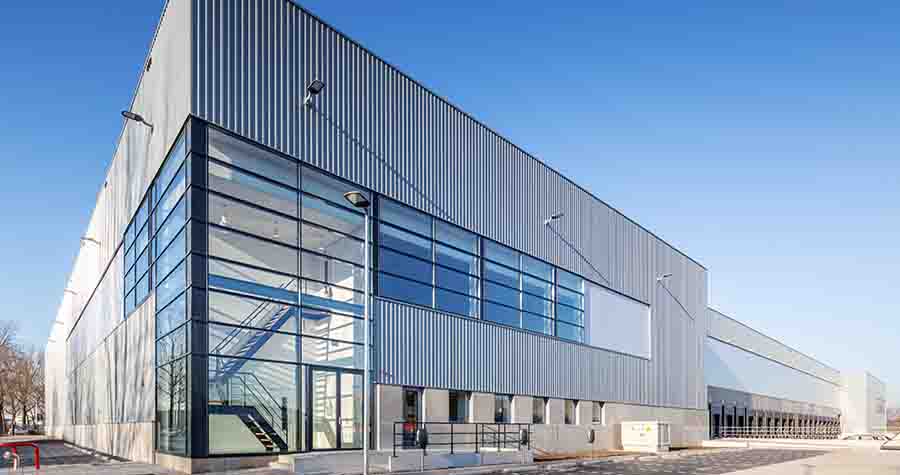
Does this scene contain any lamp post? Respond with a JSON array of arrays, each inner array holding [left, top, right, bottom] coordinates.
[[121, 110, 154, 133], [344, 190, 371, 475]]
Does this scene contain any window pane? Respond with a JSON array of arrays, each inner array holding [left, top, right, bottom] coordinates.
[[125, 268, 135, 292], [483, 281, 519, 308], [557, 322, 584, 343], [379, 199, 431, 237], [210, 194, 298, 247], [157, 260, 186, 310], [301, 166, 359, 210], [155, 227, 187, 282], [125, 222, 135, 251], [135, 246, 150, 281], [533, 398, 546, 424], [303, 196, 365, 239], [378, 273, 432, 307], [558, 287, 584, 310], [564, 400, 575, 424], [435, 289, 478, 318], [155, 162, 187, 231], [209, 258, 299, 303], [301, 280, 364, 316], [125, 289, 135, 316], [302, 252, 364, 291], [209, 290, 299, 334], [302, 337, 363, 369], [523, 275, 553, 299], [449, 391, 469, 423], [435, 244, 478, 275], [209, 226, 298, 275], [136, 271, 151, 304], [157, 324, 188, 365], [156, 134, 186, 199], [435, 221, 478, 254], [301, 307, 363, 343], [523, 313, 552, 335], [208, 161, 298, 217], [483, 261, 518, 289], [209, 128, 298, 187], [522, 255, 553, 281], [378, 224, 430, 261], [157, 358, 188, 455], [483, 241, 518, 268], [208, 357, 300, 453], [494, 395, 510, 423], [558, 269, 584, 292], [136, 221, 151, 254], [556, 305, 584, 325], [435, 267, 478, 296], [124, 246, 135, 273], [378, 248, 431, 284], [523, 294, 552, 317], [136, 198, 150, 231], [302, 223, 365, 266], [483, 302, 520, 328], [157, 291, 186, 337], [209, 322, 298, 363], [156, 196, 187, 255]]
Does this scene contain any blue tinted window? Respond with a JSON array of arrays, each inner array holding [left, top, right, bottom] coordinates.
[[556, 305, 584, 325], [156, 196, 187, 255], [157, 291, 186, 337], [523, 294, 552, 317], [208, 258, 299, 303], [483, 302, 520, 328], [521, 255, 553, 281], [156, 162, 186, 231], [379, 198, 432, 237], [523, 313, 552, 335], [435, 267, 478, 296], [483, 281, 519, 308], [208, 161, 298, 217], [156, 228, 187, 282], [208, 128, 298, 188], [483, 241, 519, 268], [484, 261, 518, 288], [378, 273, 432, 308], [558, 269, 584, 292], [302, 166, 359, 210], [303, 195, 365, 239], [435, 289, 478, 318], [435, 220, 478, 254], [379, 224, 431, 260], [558, 287, 584, 310], [557, 321, 584, 343], [157, 260, 186, 310], [436, 244, 478, 275], [157, 323, 188, 365], [379, 248, 432, 284], [522, 275, 553, 299], [156, 134, 186, 199]]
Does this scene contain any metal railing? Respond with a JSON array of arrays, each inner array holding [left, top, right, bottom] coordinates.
[[392, 422, 531, 457], [715, 425, 841, 439]]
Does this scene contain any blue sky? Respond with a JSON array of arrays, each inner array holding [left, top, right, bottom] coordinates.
[[1, 2, 898, 403]]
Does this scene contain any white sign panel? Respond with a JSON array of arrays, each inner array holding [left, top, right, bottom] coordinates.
[[585, 283, 651, 359]]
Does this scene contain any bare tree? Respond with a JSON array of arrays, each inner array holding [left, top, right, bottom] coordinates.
[[0, 321, 18, 434]]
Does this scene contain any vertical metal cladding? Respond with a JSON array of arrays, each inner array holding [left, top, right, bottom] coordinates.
[[192, 0, 709, 409]]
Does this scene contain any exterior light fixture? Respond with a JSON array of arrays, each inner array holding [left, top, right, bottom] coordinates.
[[544, 213, 565, 226], [121, 110, 154, 133], [303, 79, 326, 107], [344, 189, 371, 475], [656, 273, 673, 282], [81, 236, 101, 246], [64, 288, 78, 296]]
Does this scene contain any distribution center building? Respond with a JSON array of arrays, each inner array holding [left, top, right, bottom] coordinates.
[[42, 0, 886, 472]]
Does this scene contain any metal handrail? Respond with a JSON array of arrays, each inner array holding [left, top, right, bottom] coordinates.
[[212, 279, 295, 354], [714, 425, 841, 440], [392, 421, 531, 457], [0, 442, 40, 470]]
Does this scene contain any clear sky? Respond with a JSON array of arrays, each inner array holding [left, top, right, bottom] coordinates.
[[1, 2, 898, 403]]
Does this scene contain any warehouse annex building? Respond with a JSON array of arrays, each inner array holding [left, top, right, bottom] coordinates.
[[43, 0, 886, 472]]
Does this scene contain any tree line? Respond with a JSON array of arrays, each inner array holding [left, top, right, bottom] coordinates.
[[0, 321, 44, 435]]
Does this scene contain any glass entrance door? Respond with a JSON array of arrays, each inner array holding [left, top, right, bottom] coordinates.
[[309, 367, 363, 450]]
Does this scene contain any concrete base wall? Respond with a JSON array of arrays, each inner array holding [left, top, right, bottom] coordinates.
[[531, 403, 708, 455], [64, 422, 154, 464], [156, 453, 276, 473]]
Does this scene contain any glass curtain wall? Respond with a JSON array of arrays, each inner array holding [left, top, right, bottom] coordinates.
[[121, 129, 189, 455], [375, 198, 586, 343], [204, 127, 365, 455]]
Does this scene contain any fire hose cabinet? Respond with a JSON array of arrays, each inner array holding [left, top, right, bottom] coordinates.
[[621, 421, 671, 453]]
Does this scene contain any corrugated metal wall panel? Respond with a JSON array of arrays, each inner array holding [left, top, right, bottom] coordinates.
[[707, 308, 841, 386], [193, 0, 709, 410]]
